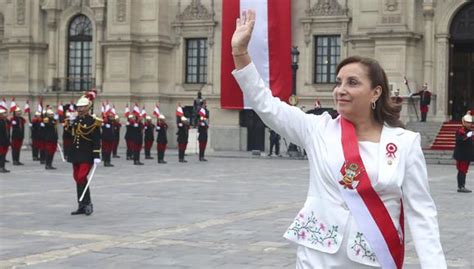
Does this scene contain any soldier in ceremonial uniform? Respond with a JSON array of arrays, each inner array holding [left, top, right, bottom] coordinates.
[[112, 115, 121, 158], [177, 116, 189, 163], [197, 114, 209, 161], [411, 83, 432, 122], [453, 111, 474, 193], [62, 112, 74, 160], [65, 90, 101, 216], [31, 111, 42, 161], [129, 114, 144, 165], [156, 114, 168, 163], [101, 112, 115, 167], [144, 116, 155, 159], [125, 114, 134, 160], [0, 107, 10, 173], [39, 111, 47, 165], [43, 109, 58, 170], [10, 107, 26, 165]]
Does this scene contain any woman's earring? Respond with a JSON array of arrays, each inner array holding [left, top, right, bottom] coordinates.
[[371, 101, 376, 110]]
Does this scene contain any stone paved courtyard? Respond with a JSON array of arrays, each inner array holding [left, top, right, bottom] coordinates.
[[0, 151, 473, 268]]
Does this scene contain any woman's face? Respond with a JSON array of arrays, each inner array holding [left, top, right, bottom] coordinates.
[[333, 63, 381, 122]]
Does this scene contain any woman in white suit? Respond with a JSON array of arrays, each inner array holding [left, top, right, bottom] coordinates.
[[231, 10, 446, 269]]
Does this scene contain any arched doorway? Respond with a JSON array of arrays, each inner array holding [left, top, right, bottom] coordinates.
[[449, 2, 474, 120]]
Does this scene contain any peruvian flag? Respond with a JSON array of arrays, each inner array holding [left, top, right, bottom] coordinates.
[[111, 105, 117, 116], [9, 97, 17, 113], [57, 102, 64, 117], [101, 101, 106, 117], [68, 100, 76, 112], [176, 105, 184, 117], [153, 103, 161, 118], [24, 100, 30, 114], [133, 103, 141, 117], [140, 106, 147, 118], [124, 103, 130, 117], [221, 0, 292, 109], [198, 107, 207, 117], [0, 97, 7, 111]]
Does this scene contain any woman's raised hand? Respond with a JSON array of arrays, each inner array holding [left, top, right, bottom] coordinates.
[[231, 9, 256, 55]]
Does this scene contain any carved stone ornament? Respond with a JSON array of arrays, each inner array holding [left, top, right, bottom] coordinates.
[[116, 0, 126, 22], [178, 0, 212, 21], [16, 0, 26, 25], [66, 0, 90, 8], [385, 0, 398, 12], [307, 0, 346, 16]]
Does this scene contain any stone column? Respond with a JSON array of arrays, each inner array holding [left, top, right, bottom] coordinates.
[[435, 34, 449, 121], [422, 1, 434, 88], [95, 20, 104, 90], [46, 10, 58, 90]]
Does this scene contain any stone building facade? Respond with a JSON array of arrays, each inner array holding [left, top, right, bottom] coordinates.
[[0, 0, 472, 151]]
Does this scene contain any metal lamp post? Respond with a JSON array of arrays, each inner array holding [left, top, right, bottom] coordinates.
[[288, 46, 300, 157]]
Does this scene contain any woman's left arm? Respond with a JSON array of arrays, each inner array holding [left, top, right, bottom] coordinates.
[[402, 134, 447, 268]]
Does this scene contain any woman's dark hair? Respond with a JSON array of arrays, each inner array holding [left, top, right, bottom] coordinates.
[[336, 56, 405, 128]]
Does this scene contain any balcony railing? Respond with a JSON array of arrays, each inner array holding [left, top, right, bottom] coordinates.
[[53, 77, 96, 92]]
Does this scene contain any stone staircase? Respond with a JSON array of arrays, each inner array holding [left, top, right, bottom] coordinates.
[[404, 121, 454, 164]]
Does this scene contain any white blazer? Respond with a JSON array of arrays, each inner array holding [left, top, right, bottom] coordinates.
[[233, 63, 446, 268]]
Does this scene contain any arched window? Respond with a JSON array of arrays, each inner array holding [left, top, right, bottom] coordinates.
[[67, 14, 93, 91]]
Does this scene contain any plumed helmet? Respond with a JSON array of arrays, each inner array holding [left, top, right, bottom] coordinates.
[[145, 116, 152, 120], [462, 111, 473, 123], [76, 89, 97, 107], [158, 114, 165, 120], [114, 114, 119, 120], [35, 111, 41, 116], [46, 109, 54, 115], [128, 114, 134, 119], [0, 107, 6, 114], [181, 116, 187, 122], [15, 107, 21, 112]]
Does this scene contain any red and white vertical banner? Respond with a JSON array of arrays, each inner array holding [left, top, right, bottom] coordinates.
[[221, 0, 292, 109]]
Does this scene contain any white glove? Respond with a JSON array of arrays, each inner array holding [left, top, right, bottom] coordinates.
[[94, 158, 101, 164], [156, 126, 161, 130], [467, 131, 473, 138], [69, 114, 76, 121], [40, 122, 45, 127], [105, 123, 110, 128], [134, 123, 138, 127], [12, 120, 17, 125], [53, 114, 59, 120], [28, 123, 33, 127]]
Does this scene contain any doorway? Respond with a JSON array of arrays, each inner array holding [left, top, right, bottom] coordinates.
[[449, 2, 474, 120]]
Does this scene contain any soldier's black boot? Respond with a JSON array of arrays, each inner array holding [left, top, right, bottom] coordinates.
[[126, 149, 131, 160], [71, 184, 86, 215], [45, 154, 56, 170], [199, 150, 207, 162], [134, 152, 144, 165], [457, 173, 472, 193], [40, 150, 45, 164], [0, 155, 10, 173], [82, 187, 93, 216], [104, 155, 114, 167], [13, 150, 24, 165], [32, 148, 39, 161], [178, 150, 187, 163], [145, 149, 153, 159]]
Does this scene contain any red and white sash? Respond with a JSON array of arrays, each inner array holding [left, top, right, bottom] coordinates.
[[339, 117, 404, 269]]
